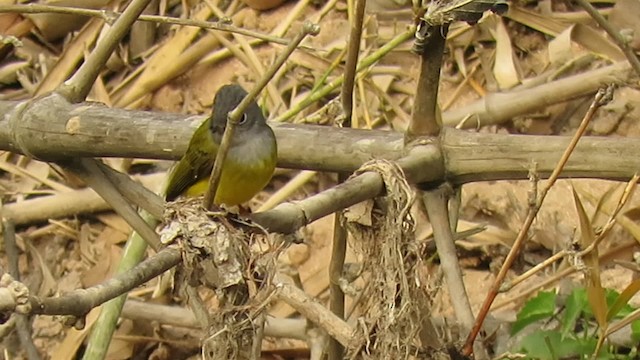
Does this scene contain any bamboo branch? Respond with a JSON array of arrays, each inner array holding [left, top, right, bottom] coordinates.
[[328, 0, 366, 357], [252, 145, 443, 233], [57, 0, 153, 103], [443, 61, 633, 128], [4, 93, 640, 182], [274, 278, 354, 348], [408, 24, 448, 138], [2, 173, 164, 225], [65, 158, 162, 251], [421, 189, 474, 332], [340, 0, 366, 126]]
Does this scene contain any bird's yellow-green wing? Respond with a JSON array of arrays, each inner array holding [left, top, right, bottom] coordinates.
[[164, 118, 217, 201]]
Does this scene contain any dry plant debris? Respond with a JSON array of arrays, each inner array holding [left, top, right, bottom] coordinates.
[[161, 196, 278, 360], [344, 160, 425, 358], [0, 0, 639, 358]]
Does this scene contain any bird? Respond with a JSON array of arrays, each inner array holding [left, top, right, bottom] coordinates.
[[164, 84, 277, 207]]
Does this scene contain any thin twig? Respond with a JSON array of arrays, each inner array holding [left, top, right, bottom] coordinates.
[[0, 4, 295, 47], [501, 250, 567, 291], [3, 219, 42, 360], [328, 206, 348, 360], [67, 158, 162, 251], [463, 87, 612, 356], [573, 0, 640, 77], [502, 175, 638, 303], [340, 0, 367, 126], [204, 0, 284, 109], [58, 0, 153, 103], [250, 311, 266, 360], [203, 21, 320, 209], [94, 161, 164, 220], [30, 247, 181, 316]]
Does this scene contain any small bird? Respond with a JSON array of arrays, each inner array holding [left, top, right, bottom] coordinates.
[[164, 84, 277, 206]]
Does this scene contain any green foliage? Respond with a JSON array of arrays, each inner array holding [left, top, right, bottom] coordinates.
[[511, 291, 557, 335], [519, 330, 604, 359], [561, 288, 587, 339], [508, 287, 640, 359]]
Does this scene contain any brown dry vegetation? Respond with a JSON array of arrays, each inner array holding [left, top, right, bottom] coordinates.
[[1, 0, 640, 359]]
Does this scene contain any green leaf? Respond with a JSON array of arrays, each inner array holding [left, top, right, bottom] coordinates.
[[519, 330, 585, 359], [518, 329, 615, 359], [512, 291, 557, 335], [631, 319, 640, 342], [561, 288, 587, 339], [607, 279, 640, 321]]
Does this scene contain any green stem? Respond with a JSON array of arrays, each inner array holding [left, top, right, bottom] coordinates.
[[82, 211, 155, 360], [275, 27, 415, 123]]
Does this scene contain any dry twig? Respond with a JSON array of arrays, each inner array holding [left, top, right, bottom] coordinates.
[[463, 86, 614, 356]]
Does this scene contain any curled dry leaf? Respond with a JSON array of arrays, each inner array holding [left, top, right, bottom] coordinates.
[[26, 0, 114, 41], [241, 0, 287, 11], [548, 23, 626, 65], [493, 17, 520, 90]]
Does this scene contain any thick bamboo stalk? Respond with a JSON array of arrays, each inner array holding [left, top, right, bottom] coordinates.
[[1, 93, 640, 185]]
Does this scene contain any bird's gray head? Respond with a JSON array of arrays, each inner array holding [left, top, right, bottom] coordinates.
[[209, 84, 266, 145]]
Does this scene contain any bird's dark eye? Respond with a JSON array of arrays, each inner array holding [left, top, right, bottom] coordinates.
[[238, 113, 248, 125]]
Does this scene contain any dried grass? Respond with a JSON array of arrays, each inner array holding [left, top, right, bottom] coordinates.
[[345, 160, 426, 358]]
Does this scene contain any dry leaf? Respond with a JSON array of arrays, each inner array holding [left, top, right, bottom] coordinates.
[[26, 0, 114, 41], [35, 18, 104, 95], [549, 23, 625, 65], [107, 320, 135, 360], [344, 200, 374, 226], [50, 307, 101, 360], [492, 17, 519, 89], [81, 239, 122, 287], [242, 0, 286, 11], [113, 6, 213, 107], [506, 6, 569, 36], [609, 0, 640, 50], [573, 187, 608, 329]]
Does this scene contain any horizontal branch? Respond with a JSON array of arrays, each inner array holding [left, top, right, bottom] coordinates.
[[252, 145, 442, 233], [1, 92, 639, 186], [443, 130, 640, 182], [443, 61, 633, 128], [122, 300, 309, 340], [2, 173, 164, 225], [0, 93, 404, 173], [30, 247, 181, 316]]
